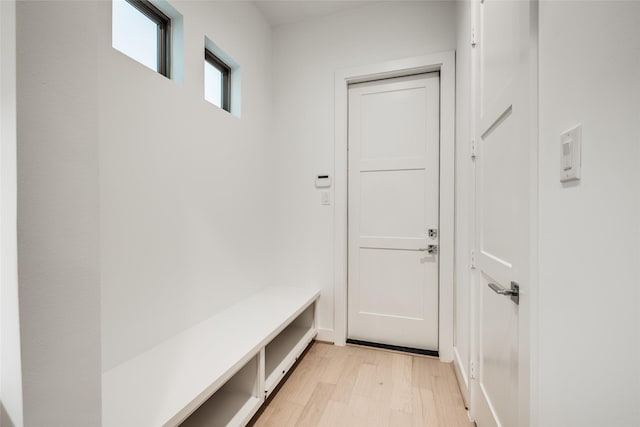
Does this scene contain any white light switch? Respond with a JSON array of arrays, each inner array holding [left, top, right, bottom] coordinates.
[[560, 124, 581, 182], [321, 192, 330, 205], [562, 141, 572, 170]]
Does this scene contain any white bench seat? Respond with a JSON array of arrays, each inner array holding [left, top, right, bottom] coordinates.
[[102, 286, 320, 427]]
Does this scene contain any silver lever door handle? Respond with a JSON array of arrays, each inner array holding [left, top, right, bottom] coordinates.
[[488, 281, 520, 305], [418, 245, 438, 254], [488, 282, 515, 295]]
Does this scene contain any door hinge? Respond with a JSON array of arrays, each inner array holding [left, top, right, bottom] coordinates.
[[471, 139, 477, 159], [471, 28, 477, 48], [470, 361, 477, 380], [470, 250, 476, 269]]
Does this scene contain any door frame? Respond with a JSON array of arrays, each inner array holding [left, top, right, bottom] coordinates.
[[333, 51, 456, 362]]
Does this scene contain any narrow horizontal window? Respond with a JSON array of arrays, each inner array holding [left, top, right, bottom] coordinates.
[[113, 0, 171, 77], [204, 49, 231, 112]]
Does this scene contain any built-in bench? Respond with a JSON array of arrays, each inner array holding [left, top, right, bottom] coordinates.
[[102, 286, 320, 427]]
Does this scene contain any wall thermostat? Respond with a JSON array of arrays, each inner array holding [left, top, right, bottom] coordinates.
[[315, 175, 331, 188]]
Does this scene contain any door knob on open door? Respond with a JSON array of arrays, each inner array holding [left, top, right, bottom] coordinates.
[[488, 281, 520, 305]]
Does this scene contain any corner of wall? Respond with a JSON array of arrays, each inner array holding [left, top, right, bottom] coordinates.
[[1, 0, 24, 425], [452, 0, 472, 406]]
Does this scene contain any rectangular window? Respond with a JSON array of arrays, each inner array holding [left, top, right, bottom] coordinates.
[[204, 49, 231, 112], [113, 0, 171, 77]]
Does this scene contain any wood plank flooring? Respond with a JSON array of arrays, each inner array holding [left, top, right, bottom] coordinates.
[[251, 342, 474, 427]]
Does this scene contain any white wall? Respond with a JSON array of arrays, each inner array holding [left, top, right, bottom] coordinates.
[[453, 0, 471, 405], [17, 2, 102, 425], [98, 0, 274, 372], [538, 2, 640, 426], [271, 0, 457, 340], [16, 0, 274, 424], [1, 0, 23, 425]]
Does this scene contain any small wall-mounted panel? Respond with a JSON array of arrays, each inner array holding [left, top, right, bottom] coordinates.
[[315, 175, 331, 188], [560, 124, 582, 182]]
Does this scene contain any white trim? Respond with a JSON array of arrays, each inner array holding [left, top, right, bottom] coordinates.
[[315, 328, 334, 343], [453, 347, 470, 408], [526, 2, 539, 426], [333, 51, 456, 362], [468, 1, 480, 420]]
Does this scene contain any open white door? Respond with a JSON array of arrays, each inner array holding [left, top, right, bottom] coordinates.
[[472, 0, 535, 426]]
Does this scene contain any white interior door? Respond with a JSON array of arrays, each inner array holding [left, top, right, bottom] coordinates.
[[472, 0, 534, 426], [347, 73, 440, 351]]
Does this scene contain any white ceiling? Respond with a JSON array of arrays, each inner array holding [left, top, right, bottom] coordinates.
[[254, 1, 376, 27]]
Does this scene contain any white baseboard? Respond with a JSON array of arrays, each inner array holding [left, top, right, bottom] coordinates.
[[453, 347, 470, 408], [316, 328, 334, 343]]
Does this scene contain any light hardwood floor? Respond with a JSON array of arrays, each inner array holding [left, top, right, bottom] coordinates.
[[251, 342, 474, 427]]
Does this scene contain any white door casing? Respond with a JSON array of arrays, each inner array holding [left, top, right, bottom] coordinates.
[[347, 73, 440, 350], [471, 0, 535, 426], [333, 52, 455, 362]]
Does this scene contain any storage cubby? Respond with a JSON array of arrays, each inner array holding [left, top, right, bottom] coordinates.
[[102, 287, 319, 427], [264, 303, 316, 396], [180, 354, 261, 427]]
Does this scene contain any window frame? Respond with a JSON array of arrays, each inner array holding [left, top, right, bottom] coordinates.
[[204, 48, 231, 112], [124, 0, 171, 77]]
